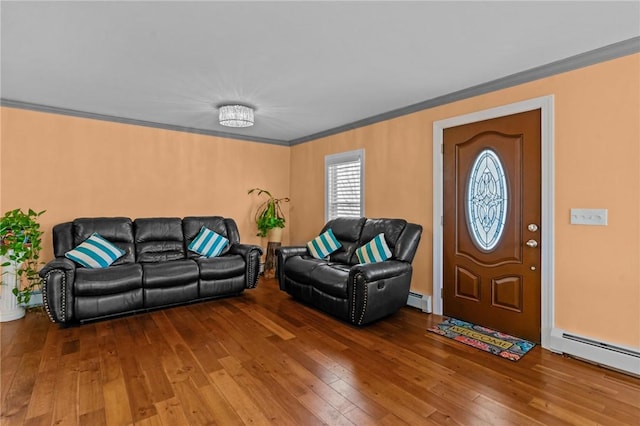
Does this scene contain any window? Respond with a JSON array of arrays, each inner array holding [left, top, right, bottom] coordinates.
[[325, 149, 364, 221], [466, 149, 508, 250]]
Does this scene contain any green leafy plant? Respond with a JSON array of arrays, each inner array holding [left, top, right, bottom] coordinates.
[[0, 208, 46, 306], [248, 188, 290, 238]]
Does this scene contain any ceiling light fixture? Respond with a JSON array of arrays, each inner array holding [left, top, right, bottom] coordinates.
[[218, 104, 254, 128]]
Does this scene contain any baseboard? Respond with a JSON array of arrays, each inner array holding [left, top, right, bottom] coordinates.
[[25, 291, 43, 308], [22, 291, 43, 308], [407, 291, 432, 313], [550, 328, 640, 376]]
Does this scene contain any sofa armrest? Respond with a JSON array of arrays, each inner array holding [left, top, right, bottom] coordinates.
[[277, 246, 308, 259], [350, 260, 412, 282], [348, 260, 413, 325], [40, 257, 76, 275], [228, 243, 263, 288], [228, 243, 263, 257], [276, 246, 308, 290], [39, 258, 77, 323]]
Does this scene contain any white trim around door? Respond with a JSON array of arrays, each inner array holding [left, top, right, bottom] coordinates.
[[432, 95, 555, 350]]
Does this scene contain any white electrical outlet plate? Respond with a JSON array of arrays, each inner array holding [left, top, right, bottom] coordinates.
[[570, 208, 608, 226]]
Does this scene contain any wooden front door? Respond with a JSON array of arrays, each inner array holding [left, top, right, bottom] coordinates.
[[443, 109, 541, 342]]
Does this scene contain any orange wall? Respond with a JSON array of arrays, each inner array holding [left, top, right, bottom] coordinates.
[[290, 53, 640, 347], [289, 113, 433, 295], [0, 109, 291, 259], [2, 54, 638, 348]]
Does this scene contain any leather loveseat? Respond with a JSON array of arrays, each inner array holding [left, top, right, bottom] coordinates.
[[39, 216, 262, 324], [277, 217, 422, 325]]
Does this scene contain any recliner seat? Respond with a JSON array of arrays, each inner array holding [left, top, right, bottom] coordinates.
[[40, 216, 262, 324], [277, 217, 422, 325]]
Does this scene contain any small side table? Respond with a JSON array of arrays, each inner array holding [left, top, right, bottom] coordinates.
[[264, 241, 281, 279]]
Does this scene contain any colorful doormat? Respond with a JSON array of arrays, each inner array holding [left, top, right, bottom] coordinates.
[[427, 318, 535, 361]]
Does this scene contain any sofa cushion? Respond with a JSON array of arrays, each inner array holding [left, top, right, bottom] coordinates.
[[285, 256, 349, 299], [360, 218, 407, 256], [188, 226, 229, 258], [394, 223, 423, 263], [311, 263, 351, 299], [73, 217, 135, 265], [144, 284, 198, 308], [134, 218, 185, 263], [356, 233, 392, 264], [183, 217, 233, 258], [75, 289, 144, 321], [141, 259, 199, 288], [75, 263, 143, 296], [65, 233, 125, 269], [52, 222, 74, 258], [284, 256, 326, 283], [321, 217, 367, 265], [196, 255, 245, 280], [307, 229, 342, 259]]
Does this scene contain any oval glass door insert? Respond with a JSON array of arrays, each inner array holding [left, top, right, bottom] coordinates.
[[466, 149, 508, 250]]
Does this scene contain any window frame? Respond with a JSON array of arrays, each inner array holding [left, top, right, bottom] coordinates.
[[324, 149, 365, 222]]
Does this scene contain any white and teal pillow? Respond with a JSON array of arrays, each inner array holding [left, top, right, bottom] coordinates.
[[307, 229, 342, 259], [188, 226, 229, 258], [65, 233, 126, 269], [356, 233, 392, 264]]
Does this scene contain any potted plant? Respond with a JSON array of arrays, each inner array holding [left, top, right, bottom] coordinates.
[[247, 188, 290, 242], [0, 208, 46, 312]]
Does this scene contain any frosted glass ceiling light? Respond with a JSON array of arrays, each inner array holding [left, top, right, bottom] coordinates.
[[218, 104, 254, 128]]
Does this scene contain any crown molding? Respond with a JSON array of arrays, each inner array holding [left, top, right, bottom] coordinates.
[[2, 36, 638, 147], [0, 99, 290, 146], [289, 36, 640, 145]]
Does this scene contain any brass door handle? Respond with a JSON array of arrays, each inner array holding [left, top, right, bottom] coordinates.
[[526, 239, 538, 248]]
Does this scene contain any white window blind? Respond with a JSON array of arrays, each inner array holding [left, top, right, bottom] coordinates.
[[325, 149, 364, 222]]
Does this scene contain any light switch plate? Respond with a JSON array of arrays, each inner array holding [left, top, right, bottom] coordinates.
[[570, 208, 608, 226]]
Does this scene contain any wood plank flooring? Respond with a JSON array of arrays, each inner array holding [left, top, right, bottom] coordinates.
[[2, 277, 639, 425]]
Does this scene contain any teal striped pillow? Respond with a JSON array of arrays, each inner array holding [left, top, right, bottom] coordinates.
[[356, 233, 392, 264], [65, 233, 125, 269], [307, 229, 342, 259], [188, 226, 229, 258]]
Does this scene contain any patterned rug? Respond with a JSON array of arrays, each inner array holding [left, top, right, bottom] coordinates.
[[427, 318, 536, 361]]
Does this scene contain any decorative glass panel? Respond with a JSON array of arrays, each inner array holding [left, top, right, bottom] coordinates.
[[466, 149, 508, 250]]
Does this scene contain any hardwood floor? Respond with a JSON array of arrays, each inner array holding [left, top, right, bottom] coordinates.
[[2, 277, 639, 425]]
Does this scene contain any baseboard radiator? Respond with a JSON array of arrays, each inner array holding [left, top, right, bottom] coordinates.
[[406, 291, 432, 313], [24, 290, 43, 308], [550, 328, 640, 376]]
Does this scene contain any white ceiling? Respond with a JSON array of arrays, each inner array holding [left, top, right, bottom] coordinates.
[[2, 1, 639, 144]]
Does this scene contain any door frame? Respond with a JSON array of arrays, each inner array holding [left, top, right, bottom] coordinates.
[[432, 95, 554, 349]]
